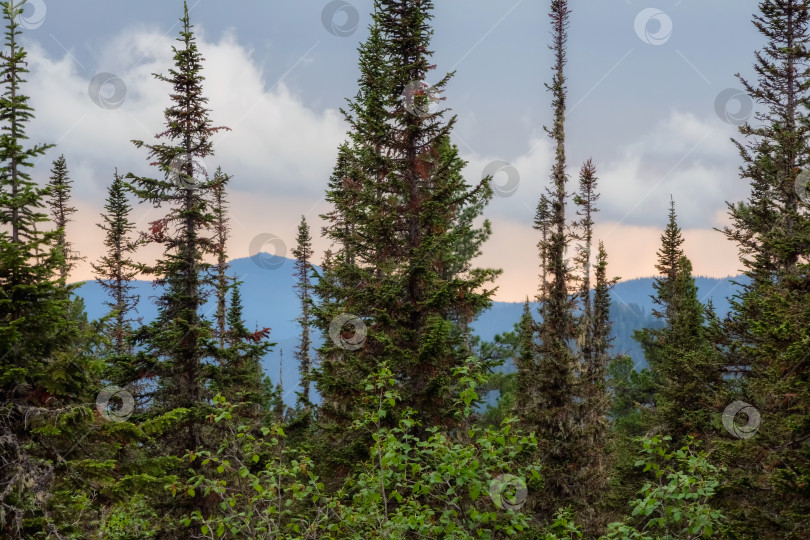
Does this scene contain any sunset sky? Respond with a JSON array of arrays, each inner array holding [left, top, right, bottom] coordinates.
[[20, 0, 760, 302]]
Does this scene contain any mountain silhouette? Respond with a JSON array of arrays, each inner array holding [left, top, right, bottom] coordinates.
[[74, 255, 744, 405]]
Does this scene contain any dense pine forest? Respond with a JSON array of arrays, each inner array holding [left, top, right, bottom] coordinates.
[[0, 0, 808, 538]]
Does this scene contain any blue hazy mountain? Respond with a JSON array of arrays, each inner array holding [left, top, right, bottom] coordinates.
[[472, 275, 744, 371], [74, 256, 744, 404]]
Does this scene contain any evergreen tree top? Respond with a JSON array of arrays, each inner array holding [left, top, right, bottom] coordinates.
[[47, 155, 75, 218], [0, 0, 52, 164], [655, 198, 685, 280], [131, 0, 229, 185], [292, 216, 313, 260]]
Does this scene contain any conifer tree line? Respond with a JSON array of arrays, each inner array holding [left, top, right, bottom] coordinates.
[[0, 0, 808, 537]]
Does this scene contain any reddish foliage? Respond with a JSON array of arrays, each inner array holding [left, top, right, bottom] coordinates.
[[26, 388, 54, 406], [149, 219, 169, 242], [247, 327, 272, 342]]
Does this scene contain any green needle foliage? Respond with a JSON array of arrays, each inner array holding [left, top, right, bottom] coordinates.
[[519, 3, 616, 530], [92, 170, 140, 371], [3, 0, 809, 537], [211, 166, 232, 351], [122, 3, 269, 535], [718, 0, 810, 535], [213, 282, 274, 422], [0, 1, 102, 535], [522, 1, 587, 521], [313, 0, 500, 481], [126, 0, 227, 450], [46, 154, 80, 284], [292, 215, 314, 411], [634, 201, 723, 446]]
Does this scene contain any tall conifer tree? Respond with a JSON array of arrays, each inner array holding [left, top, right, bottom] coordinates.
[[572, 159, 598, 373], [719, 0, 810, 534], [0, 2, 95, 534], [211, 166, 231, 351], [634, 202, 723, 448], [124, 4, 245, 531], [514, 299, 535, 416], [46, 155, 79, 284], [525, 0, 581, 517], [518, 6, 617, 531], [590, 241, 616, 404], [533, 194, 552, 302], [653, 198, 684, 319], [213, 282, 273, 421], [91, 170, 140, 384], [127, 1, 227, 451], [292, 215, 313, 409], [313, 0, 499, 476]]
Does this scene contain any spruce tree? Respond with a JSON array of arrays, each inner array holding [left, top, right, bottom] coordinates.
[[578, 241, 616, 526], [91, 170, 140, 383], [372, 0, 499, 426], [592, 245, 615, 379], [124, 3, 240, 531], [89, 179, 152, 532], [533, 194, 552, 302], [312, 0, 499, 477], [624, 244, 725, 530], [719, 0, 810, 534], [635, 202, 721, 441], [572, 159, 598, 375], [213, 282, 273, 421], [571, 162, 614, 533], [312, 23, 387, 471], [525, 0, 581, 517], [0, 0, 56, 361], [127, 0, 226, 449], [0, 1, 96, 534], [590, 241, 616, 401], [632, 198, 683, 427], [723, 0, 810, 281], [660, 256, 723, 441], [515, 6, 618, 531], [652, 198, 684, 319], [292, 215, 313, 409], [211, 166, 230, 350], [204, 167, 270, 424], [514, 298, 537, 419], [46, 154, 80, 284]]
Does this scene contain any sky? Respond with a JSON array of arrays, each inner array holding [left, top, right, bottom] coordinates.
[[17, 0, 764, 302]]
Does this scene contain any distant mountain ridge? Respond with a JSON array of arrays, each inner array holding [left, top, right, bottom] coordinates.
[[74, 256, 745, 403]]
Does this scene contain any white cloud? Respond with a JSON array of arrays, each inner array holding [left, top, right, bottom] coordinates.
[[597, 110, 746, 228], [460, 109, 746, 230], [20, 25, 747, 302], [25, 26, 347, 205], [455, 110, 746, 300], [21, 26, 347, 288]]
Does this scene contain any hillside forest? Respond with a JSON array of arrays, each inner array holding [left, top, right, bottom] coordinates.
[[1, 0, 809, 538]]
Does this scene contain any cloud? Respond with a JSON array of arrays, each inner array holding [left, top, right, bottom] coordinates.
[[460, 109, 746, 231], [24, 26, 347, 203], [21, 23, 746, 303], [455, 110, 745, 300], [597, 110, 746, 229], [22, 25, 347, 287], [460, 135, 555, 229]]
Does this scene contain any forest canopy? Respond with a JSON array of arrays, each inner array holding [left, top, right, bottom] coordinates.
[[1, 0, 808, 538]]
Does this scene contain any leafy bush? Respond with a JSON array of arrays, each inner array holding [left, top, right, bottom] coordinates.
[[604, 435, 726, 539], [174, 362, 542, 539]]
